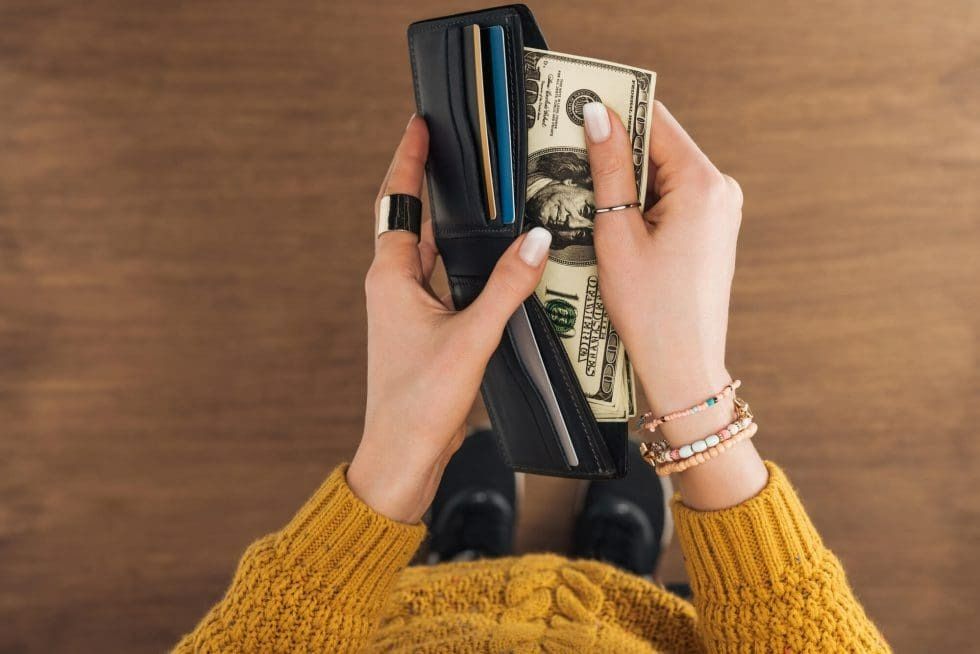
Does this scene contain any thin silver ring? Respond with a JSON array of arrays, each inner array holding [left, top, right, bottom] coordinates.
[[593, 201, 641, 214]]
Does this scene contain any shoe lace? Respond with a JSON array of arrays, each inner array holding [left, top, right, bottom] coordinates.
[[589, 513, 640, 570], [434, 490, 510, 562], [456, 502, 503, 557]]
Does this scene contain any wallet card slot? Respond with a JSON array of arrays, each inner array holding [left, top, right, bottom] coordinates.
[[409, 12, 528, 238], [448, 273, 592, 472], [507, 304, 578, 467], [523, 296, 614, 472], [462, 25, 500, 221], [490, 326, 573, 470], [448, 273, 571, 469], [445, 26, 492, 227], [408, 23, 489, 232], [448, 267, 627, 477], [468, 18, 527, 233], [450, 22, 520, 232]]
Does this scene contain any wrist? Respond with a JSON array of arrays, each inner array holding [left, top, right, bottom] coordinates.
[[347, 439, 440, 524], [635, 359, 731, 416], [633, 361, 769, 510], [634, 360, 735, 448]]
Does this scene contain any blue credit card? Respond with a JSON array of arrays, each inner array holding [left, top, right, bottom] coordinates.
[[486, 25, 515, 224]]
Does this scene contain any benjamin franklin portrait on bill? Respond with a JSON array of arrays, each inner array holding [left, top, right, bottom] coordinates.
[[525, 149, 595, 253]]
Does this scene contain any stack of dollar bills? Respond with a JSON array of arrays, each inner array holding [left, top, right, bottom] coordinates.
[[523, 48, 655, 421]]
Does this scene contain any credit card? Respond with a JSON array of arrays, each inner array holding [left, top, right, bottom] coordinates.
[[467, 24, 497, 220], [485, 25, 515, 224]]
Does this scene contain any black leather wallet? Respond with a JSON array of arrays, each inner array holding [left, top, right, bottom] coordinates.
[[408, 4, 628, 479]]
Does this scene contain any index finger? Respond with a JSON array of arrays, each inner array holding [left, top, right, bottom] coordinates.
[[583, 103, 647, 247], [373, 115, 429, 273]]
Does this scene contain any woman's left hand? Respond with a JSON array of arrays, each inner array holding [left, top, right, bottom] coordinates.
[[347, 116, 551, 523]]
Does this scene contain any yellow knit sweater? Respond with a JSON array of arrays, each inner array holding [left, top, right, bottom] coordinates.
[[174, 463, 889, 652]]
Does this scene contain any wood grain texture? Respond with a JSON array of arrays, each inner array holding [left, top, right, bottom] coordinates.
[[0, 1, 976, 651]]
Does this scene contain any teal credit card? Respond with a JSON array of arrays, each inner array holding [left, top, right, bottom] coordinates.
[[485, 25, 515, 225]]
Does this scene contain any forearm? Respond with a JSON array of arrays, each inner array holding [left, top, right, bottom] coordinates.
[[174, 465, 426, 653], [672, 463, 891, 653], [640, 360, 888, 651]]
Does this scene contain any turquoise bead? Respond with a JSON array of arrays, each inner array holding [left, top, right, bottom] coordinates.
[[707, 397, 717, 406]]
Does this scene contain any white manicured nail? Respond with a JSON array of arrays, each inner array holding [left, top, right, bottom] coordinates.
[[583, 102, 611, 142], [519, 227, 552, 266]]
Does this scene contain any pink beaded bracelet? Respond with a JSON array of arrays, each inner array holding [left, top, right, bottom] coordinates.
[[637, 380, 741, 433], [652, 422, 759, 477], [639, 398, 754, 466]]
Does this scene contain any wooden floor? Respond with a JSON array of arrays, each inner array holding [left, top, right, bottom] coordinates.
[[1, 1, 977, 651]]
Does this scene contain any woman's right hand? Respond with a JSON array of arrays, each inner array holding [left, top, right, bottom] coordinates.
[[582, 101, 768, 509]]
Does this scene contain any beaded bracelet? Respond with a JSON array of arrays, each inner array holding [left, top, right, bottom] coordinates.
[[639, 398, 754, 466], [637, 380, 741, 433], [653, 422, 758, 477]]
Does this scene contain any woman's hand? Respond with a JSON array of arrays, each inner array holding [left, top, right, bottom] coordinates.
[[582, 101, 768, 509], [347, 116, 551, 523]]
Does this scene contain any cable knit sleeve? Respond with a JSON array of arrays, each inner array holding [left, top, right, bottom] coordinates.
[[672, 462, 891, 653], [173, 464, 426, 653]]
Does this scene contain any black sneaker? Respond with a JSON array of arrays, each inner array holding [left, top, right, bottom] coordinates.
[[572, 441, 673, 576], [426, 429, 518, 563]]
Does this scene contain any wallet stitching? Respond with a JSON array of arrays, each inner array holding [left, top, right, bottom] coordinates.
[[502, 17, 524, 232], [479, 386, 516, 469], [510, 463, 614, 479], [408, 24, 440, 235], [437, 226, 512, 236], [409, 10, 515, 34]]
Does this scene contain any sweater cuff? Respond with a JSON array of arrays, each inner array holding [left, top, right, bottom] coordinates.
[[672, 461, 825, 604], [276, 464, 426, 585]]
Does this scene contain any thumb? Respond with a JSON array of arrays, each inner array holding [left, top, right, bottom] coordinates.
[[459, 227, 552, 347]]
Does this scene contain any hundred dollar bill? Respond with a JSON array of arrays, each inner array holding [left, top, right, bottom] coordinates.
[[523, 48, 654, 421]]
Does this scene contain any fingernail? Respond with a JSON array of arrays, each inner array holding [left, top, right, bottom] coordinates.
[[519, 227, 552, 266], [583, 103, 610, 143], [405, 113, 416, 130]]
